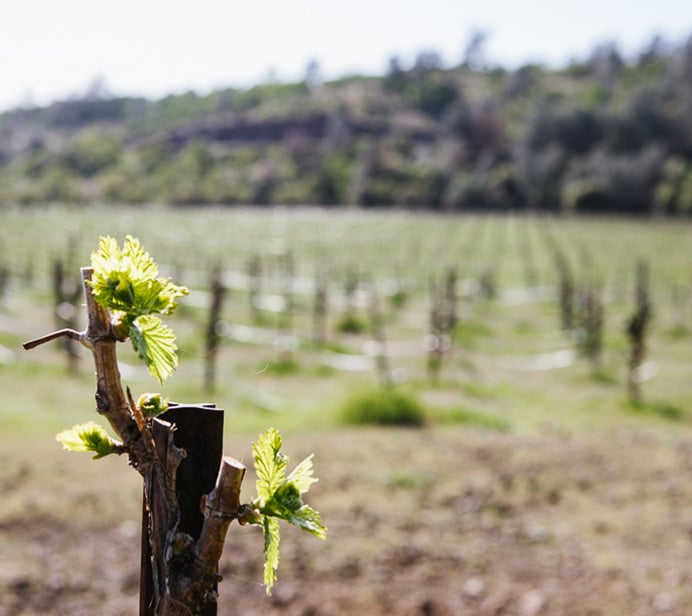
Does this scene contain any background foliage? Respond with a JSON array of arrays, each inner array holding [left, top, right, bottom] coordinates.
[[2, 36, 692, 213]]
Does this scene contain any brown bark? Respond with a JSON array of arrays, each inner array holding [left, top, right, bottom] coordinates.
[[170, 457, 246, 609], [81, 267, 158, 474]]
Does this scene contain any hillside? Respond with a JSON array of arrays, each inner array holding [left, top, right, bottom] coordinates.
[[1, 38, 692, 213]]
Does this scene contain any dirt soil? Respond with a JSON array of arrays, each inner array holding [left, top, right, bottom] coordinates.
[[1, 427, 691, 616]]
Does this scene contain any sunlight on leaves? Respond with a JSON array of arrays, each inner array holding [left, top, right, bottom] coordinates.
[[251, 428, 326, 594], [88, 235, 188, 383], [56, 421, 122, 459], [89, 235, 188, 316], [129, 315, 178, 384]]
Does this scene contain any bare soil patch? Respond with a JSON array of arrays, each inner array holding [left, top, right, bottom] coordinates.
[[1, 427, 691, 615]]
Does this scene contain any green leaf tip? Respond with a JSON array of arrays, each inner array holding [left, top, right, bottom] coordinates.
[[263, 516, 281, 593], [253, 427, 287, 505], [251, 428, 327, 595], [88, 235, 188, 383], [56, 422, 122, 459]]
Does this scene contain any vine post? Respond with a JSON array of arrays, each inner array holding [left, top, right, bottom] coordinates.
[[312, 267, 328, 346], [367, 284, 392, 388], [425, 268, 457, 382], [625, 259, 652, 404], [51, 255, 82, 373], [576, 283, 604, 374], [204, 263, 226, 393]]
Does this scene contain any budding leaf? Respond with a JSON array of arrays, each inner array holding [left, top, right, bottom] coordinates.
[[137, 392, 169, 418], [56, 422, 121, 459], [287, 453, 318, 494], [263, 516, 281, 592], [129, 315, 179, 384], [253, 428, 287, 504], [89, 235, 188, 316], [251, 428, 327, 595], [88, 235, 188, 383]]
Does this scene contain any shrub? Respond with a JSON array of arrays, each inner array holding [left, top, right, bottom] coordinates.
[[627, 400, 684, 421], [341, 388, 425, 427], [264, 357, 301, 376], [336, 313, 368, 334], [61, 128, 122, 177]]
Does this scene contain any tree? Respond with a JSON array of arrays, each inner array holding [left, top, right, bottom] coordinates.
[[61, 128, 122, 177], [589, 42, 624, 92], [304, 58, 322, 91], [625, 260, 653, 404], [462, 29, 487, 70]]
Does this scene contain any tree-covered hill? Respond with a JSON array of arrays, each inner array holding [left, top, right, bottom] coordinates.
[[2, 37, 692, 213]]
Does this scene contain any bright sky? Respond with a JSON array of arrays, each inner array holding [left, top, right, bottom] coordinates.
[[1, 0, 691, 111]]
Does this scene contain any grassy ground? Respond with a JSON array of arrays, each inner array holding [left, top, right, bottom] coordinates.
[[1, 207, 691, 614]]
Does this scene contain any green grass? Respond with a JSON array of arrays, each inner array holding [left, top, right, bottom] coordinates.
[[261, 356, 301, 376], [625, 399, 686, 421], [456, 318, 494, 348], [340, 387, 426, 427], [1, 206, 691, 444], [663, 323, 690, 340], [431, 406, 511, 431]]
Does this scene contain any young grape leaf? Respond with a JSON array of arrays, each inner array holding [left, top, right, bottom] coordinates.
[[261, 482, 327, 539], [88, 235, 188, 383], [282, 503, 326, 539], [253, 428, 287, 505], [56, 422, 122, 459], [262, 516, 281, 592], [287, 454, 318, 494], [129, 315, 179, 384], [89, 235, 188, 317], [251, 428, 327, 595]]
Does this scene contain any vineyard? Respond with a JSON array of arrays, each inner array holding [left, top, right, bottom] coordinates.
[[1, 205, 692, 615]]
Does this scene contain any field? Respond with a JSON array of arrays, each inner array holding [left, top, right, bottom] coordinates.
[[1, 205, 692, 615]]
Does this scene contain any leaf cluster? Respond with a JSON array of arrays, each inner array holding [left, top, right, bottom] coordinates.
[[251, 428, 326, 594], [89, 235, 188, 382]]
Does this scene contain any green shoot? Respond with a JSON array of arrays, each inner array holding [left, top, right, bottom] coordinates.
[[250, 428, 326, 594]]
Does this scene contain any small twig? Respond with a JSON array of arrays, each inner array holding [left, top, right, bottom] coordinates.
[[127, 386, 146, 431], [170, 457, 246, 609], [23, 328, 88, 351], [196, 457, 246, 568]]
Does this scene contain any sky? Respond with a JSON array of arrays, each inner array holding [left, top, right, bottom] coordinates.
[[1, 0, 691, 112]]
